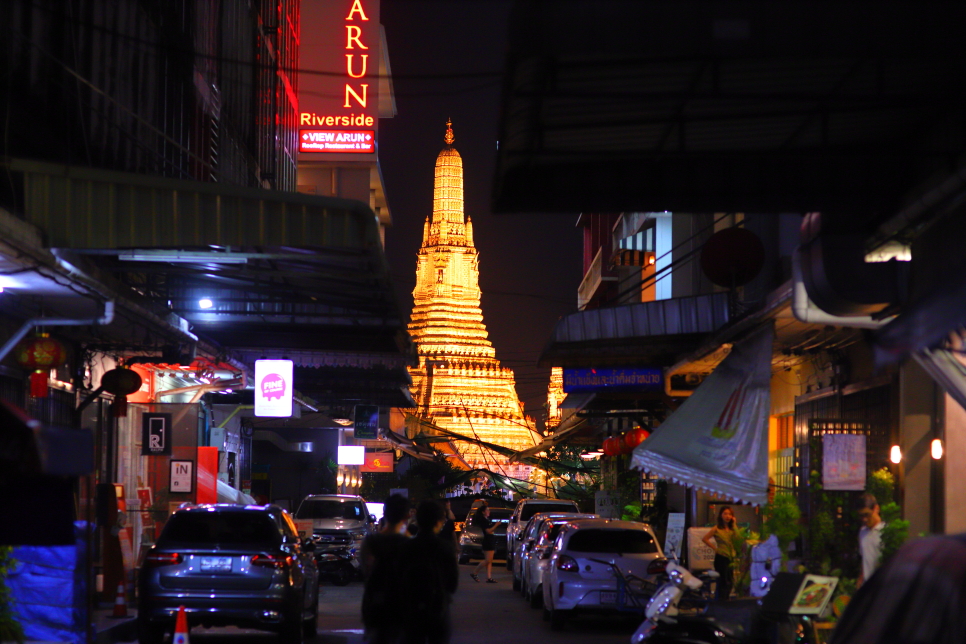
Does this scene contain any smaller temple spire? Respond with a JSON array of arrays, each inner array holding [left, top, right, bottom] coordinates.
[[444, 118, 455, 145]]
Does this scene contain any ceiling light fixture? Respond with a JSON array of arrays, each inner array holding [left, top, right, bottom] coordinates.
[[198, 298, 213, 309]]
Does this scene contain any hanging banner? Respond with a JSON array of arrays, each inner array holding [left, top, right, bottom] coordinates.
[[821, 433, 867, 491], [630, 324, 774, 506]]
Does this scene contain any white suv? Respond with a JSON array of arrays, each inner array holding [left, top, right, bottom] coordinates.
[[543, 518, 665, 630], [505, 498, 579, 569]]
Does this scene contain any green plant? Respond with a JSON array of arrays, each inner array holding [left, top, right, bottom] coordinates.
[[761, 493, 802, 555], [866, 467, 894, 506], [0, 546, 24, 644], [878, 501, 909, 564]]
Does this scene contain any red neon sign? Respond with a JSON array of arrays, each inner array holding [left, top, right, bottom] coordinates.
[[300, 129, 375, 153]]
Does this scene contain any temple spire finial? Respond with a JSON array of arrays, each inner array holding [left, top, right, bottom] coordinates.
[[444, 118, 455, 145]]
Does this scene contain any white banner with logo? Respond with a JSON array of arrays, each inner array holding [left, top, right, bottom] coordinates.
[[630, 324, 773, 506]]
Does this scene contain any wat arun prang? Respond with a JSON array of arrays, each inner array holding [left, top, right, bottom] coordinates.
[[406, 121, 539, 484]]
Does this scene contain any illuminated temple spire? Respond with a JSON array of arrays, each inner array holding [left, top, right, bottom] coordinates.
[[408, 120, 538, 480]]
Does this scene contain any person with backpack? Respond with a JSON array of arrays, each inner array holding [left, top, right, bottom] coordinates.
[[399, 500, 460, 644]]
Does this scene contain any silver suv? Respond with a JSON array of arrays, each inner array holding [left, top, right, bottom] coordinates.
[[505, 498, 579, 569], [137, 503, 319, 644], [295, 494, 374, 564]]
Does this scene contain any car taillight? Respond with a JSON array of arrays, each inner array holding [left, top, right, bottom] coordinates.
[[251, 554, 293, 569], [143, 552, 182, 568], [556, 554, 578, 572], [647, 558, 668, 575]]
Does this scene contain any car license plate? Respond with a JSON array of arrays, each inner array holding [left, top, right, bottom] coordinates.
[[201, 557, 232, 572], [600, 591, 620, 604]]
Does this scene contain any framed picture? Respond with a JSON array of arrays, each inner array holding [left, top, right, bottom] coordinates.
[[789, 574, 839, 616], [170, 459, 194, 494]]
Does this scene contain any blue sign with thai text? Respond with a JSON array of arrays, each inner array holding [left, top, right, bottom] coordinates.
[[563, 367, 663, 393]]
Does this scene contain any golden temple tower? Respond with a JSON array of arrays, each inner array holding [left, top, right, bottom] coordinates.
[[407, 120, 538, 483]]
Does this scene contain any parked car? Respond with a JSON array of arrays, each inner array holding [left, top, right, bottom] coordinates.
[[520, 514, 599, 608], [542, 518, 665, 631], [138, 503, 319, 644], [511, 511, 595, 592], [458, 507, 513, 563], [505, 498, 580, 569], [295, 493, 375, 574]]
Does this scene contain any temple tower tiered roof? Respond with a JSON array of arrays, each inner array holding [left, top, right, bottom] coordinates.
[[407, 121, 538, 480]]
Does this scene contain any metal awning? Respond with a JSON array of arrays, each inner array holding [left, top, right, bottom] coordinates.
[[539, 292, 730, 368], [1, 158, 415, 407]]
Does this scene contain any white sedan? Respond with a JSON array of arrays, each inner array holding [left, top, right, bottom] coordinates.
[[542, 518, 666, 631]]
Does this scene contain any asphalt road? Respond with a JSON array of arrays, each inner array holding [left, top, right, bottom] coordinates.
[[125, 561, 644, 644]]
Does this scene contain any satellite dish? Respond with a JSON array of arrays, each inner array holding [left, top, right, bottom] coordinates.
[[700, 227, 765, 288]]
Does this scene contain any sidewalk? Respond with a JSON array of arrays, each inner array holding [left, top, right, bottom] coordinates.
[[93, 604, 137, 644]]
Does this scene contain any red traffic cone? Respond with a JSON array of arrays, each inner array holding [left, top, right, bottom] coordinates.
[[111, 582, 128, 618], [173, 605, 190, 644]]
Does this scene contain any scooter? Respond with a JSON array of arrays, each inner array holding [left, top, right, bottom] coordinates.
[[315, 546, 359, 586], [632, 565, 826, 644]]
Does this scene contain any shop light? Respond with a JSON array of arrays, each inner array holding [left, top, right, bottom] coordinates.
[[890, 445, 903, 464], [337, 472, 344, 485], [199, 298, 214, 309], [931, 438, 944, 460]]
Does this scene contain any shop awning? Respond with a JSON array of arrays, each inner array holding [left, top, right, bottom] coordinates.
[[630, 324, 773, 506], [2, 158, 415, 408]]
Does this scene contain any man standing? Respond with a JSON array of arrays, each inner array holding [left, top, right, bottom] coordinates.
[[361, 494, 411, 644], [857, 493, 885, 587], [399, 500, 460, 644]]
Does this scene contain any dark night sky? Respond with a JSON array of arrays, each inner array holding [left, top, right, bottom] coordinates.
[[378, 0, 583, 427]]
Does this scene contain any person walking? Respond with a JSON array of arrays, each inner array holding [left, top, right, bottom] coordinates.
[[438, 499, 457, 549], [469, 502, 498, 583], [702, 505, 739, 600], [361, 494, 411, 644], [399, 500, 460, 644], [856, 492, 885, 588]]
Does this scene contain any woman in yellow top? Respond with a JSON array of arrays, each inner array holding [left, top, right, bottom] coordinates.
[[702, 506, 738, 600]]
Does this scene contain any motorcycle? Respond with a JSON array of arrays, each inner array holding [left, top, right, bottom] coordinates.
[[315, 545, 359, 586], [632, 561, 830, 644]]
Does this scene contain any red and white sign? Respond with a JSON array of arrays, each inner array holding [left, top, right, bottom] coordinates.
[[255, 359, 294, 417], [361, 452, 394, 472], [299, 0, 380, 158], [299, 129, 375, 153]]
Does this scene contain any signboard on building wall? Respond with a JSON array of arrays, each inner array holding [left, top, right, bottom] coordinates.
[[299, 0, 381, 158], [354, 404, 379, 439], [141, 413, 172, 455], [255, 359, 294, 417], [170, 460, 194, 494], [362, 451, 394, 472], [822, 432, 867, 491], [563, 367, 663, 393]]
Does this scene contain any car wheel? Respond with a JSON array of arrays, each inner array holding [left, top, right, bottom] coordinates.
[[549, 607, 570, 631], [458, 552, 470, 565], [137, 616, 165, 644], [542, 607, 550, 622], [529, 584, 542, 609], [303, 601, 319, 638], [512, 574, 521, 591], [505, 555, 513, 570], [332, 564, 353, 586]]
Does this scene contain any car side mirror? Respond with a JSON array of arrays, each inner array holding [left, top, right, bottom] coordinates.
[[516, 533, 525, 541], [368, 515, 377, 523], [510, 517, 517, 523]]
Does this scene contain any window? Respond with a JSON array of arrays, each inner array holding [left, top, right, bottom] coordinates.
[[521, 503, 578, 521], [297, 499, 364, 520], [566, 529, 658, 554], [159, 511, 281, 547]]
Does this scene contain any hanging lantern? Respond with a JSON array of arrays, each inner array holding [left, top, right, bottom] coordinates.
[[101, 367, 143, 417], [624, 427, 650, 450], [602, 436, 623, 457], [15, 334, 67, 398]]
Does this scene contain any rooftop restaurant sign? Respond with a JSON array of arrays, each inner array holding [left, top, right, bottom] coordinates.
[[563, 367, 663, 393], [299, 0, 380, 157]]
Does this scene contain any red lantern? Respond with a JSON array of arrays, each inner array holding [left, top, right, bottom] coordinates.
[[101, 367, 143, 417], [602, 436, 622, 457], [15, 334, 67, 398], [625, 428, 651, 450]]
